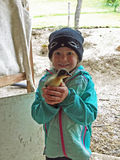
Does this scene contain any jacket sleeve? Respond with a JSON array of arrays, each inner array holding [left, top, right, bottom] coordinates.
[[60, 75, 97, 125], [31, 84, 60, 124]]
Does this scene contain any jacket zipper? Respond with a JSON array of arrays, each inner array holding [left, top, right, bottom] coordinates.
[[83, 126, 87, 147], [59, 107, 68, 157]]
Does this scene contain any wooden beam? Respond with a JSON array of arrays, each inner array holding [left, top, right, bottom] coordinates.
[[0, 73, 26, 88]]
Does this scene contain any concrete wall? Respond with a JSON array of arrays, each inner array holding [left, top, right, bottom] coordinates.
[[0, 93, 45, 160]]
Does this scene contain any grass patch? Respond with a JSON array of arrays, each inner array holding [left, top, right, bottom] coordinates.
[[33, 11, 116, 18]]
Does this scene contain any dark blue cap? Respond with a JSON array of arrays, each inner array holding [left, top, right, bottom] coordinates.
[[48, 27, 84, 61]]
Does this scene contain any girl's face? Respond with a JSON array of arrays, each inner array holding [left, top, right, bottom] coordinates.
[[51, 47, 78, 72]]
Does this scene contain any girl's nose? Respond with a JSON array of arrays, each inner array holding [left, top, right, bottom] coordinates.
[[61, 54, 67, 61]]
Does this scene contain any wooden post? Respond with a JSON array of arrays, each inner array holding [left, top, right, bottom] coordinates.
[[30, 39, 34, 84], [68, 2, 70, 27], [27, 39, 35, 93], [74, 0, 83, 29]]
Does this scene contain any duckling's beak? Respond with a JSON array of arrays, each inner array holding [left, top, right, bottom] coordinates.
[[66, 72, 72, 77]]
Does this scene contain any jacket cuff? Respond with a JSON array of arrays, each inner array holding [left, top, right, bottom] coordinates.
[[59, 88, 75, 107]]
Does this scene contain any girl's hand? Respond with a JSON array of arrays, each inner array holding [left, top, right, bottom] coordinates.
[[42, 83, 68, 105]]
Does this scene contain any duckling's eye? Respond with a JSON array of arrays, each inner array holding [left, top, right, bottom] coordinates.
[[67, 52, 73, 55]]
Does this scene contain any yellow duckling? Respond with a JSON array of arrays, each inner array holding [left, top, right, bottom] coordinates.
[[45, 69, 71, 87]]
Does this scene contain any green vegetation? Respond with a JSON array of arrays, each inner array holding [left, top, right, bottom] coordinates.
[[29, 0, 120, 28], [105, 0, 120, 11]]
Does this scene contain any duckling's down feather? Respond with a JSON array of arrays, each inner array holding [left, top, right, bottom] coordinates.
[[45, 69, 71, 87], [45, 75, 64, 87]]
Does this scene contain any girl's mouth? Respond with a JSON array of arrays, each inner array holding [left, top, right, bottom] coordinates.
[[58, 64, 69, 68]]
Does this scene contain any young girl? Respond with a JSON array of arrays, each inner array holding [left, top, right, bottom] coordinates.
[[31, 28, 97, 160]]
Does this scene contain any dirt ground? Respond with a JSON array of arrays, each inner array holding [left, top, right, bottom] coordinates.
[[0, 27, 120, 157]]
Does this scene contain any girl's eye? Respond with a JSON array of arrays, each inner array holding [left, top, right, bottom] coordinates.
[[67, 52, 73, 55], [55, 52, 60, 55]]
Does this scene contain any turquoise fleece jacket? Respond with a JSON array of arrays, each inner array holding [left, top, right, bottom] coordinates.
[[31, 66, 97, 160]]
